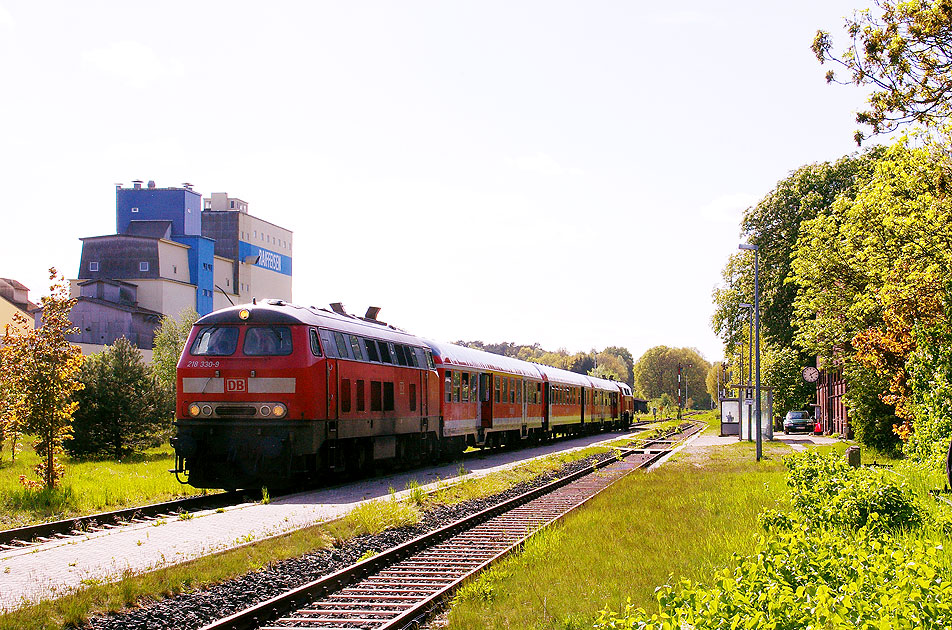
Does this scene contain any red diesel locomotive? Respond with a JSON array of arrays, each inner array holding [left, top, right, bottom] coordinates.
[[172, 300, 635, 489]]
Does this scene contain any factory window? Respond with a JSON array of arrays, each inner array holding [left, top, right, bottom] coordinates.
[[173, 265, 177, 274], [140, 262, 149, 272], [89, 261, 99, 272], [230, 200, 235, 208], [131, 207, 138, 213]]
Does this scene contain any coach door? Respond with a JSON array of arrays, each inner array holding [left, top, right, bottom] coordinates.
[[480, 373, 492, 428]]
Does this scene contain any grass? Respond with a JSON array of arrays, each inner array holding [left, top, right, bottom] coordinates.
[[0, 434, 613, 628], [446, 418, 792, 629], [0, 438, 211, 530]]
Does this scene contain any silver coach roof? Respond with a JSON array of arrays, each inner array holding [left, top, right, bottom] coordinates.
[[424, 340, 543, 379]]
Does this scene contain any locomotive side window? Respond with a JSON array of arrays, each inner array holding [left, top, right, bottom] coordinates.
[[243, 326, 293, 356], [309, 328, 323, 356], [319, 330, 338, 358], [377, 341, 392, 364], [425, 351, 435, 370], [349, 336, 364, 361], [190, 326, 239, 356], [334, 332, 351, 359], [406, 347, 420, 368], [356, 380, 366, 411], [393, 344, 408, 366], [414, 348, 427, 368], [364, 338, 380, 362]]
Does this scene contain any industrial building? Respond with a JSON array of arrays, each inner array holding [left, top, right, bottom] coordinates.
[[64, 181, 292, 355]]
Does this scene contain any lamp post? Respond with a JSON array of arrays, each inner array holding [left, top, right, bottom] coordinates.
[[739, 243, 762, 461]]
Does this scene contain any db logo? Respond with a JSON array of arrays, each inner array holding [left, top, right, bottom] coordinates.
[[225, 378, 247, 392]]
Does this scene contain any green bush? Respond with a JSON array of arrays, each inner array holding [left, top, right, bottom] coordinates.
[[784, 449, 921, 531], [596, 524, 952, 629]]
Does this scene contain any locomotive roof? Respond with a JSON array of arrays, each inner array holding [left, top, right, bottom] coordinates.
[[195, 301, 429, 346], [424, 339, 543, 378]]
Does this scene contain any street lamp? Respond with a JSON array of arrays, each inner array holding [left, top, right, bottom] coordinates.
[[739, 243, 762, 461]]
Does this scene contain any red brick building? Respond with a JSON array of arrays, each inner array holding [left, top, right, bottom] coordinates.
[[816, 365, 850, 437]]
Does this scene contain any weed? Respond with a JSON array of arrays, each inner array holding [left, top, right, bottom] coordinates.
[[261, 487, 270, 505], [177, 511, 193, 521], [405, 480, 425, 505], [215, 507, 225, 514], [357, 549, 378, 562]]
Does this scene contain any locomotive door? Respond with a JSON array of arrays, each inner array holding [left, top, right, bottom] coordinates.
[[326, 360, 338, 420]]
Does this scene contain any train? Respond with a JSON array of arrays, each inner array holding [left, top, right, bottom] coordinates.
[[170, 300, 637, 489]]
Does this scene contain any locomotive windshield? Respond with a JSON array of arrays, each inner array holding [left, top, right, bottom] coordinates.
[[243, 326, 293, 356], [190, 326, 239, 356]]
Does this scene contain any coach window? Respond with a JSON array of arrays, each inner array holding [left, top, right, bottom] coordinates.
[[309, 329, 322, 357], [334, 332, 351, 359], [509, 379, 515, 403], [341, 379, 352, 413], [371, 381, 383, 411], [494, 375, 501, 403], [409, 383, 417, 411], [452, 371, 461, 403], [502, 378, 509, 405], [349, 335, 364, 361], [383, 382, 395, 411], [445, 371, 453, 403], [461, 372, 470, 403], [377, 341, 393, 364], [356, 380, 366, 411], [364, 338, 380, 362]]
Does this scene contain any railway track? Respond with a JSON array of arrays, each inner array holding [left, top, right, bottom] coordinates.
[[0, 422, 655, 554], [200, 421, 703, 630], [0, 489, 259, 552]]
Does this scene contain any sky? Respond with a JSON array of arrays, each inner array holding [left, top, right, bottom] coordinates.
[[0, 0, 875, 364]]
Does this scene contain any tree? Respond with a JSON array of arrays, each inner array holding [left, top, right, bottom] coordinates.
[[3, 269, 83, 488], [633, 346, 711, 410], [602, 346, 635, 389], [813, 0, 952, 143], [151, 307, 198, 405], [69, 337, 168, 460]]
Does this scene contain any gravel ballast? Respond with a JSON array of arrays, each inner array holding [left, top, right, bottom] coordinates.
[[83, 452, 616, 630]]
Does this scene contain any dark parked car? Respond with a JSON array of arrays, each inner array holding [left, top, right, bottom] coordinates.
[[783, 411, 813, 434]]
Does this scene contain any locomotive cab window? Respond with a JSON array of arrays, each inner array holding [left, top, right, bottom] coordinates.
[[190, 326, 239, 356], [309, 328, 323, 356], [243, 326, 293, 356]]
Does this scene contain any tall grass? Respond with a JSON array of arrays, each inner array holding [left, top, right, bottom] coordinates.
[[446, 440, 789, 629], [0, 439, 209, 530]]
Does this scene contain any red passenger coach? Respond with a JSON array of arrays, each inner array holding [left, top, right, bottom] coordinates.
[[426, 341, 546, 451], [172, 301, 440, 489]]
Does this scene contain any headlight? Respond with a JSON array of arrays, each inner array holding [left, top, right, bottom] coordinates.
[[260, 405, 272, 417], [188, 404, 201, 417], [201, 405, 213, 416], [272, 403, 287, 418]]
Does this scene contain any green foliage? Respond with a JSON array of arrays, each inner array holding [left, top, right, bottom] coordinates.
[[784, 449, 920, 531], [150, 307, 198, 416], [1, 270, 83, 488], [596, 525, 952, 630], [841, 359, 903, 456], [813, 0, 952, 143], [761, 342, 814, 420], [632, 346, 710, 409], [68, 337, 168, 460], [596, 450, 943, 630], [904, 312, 952, 467]]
